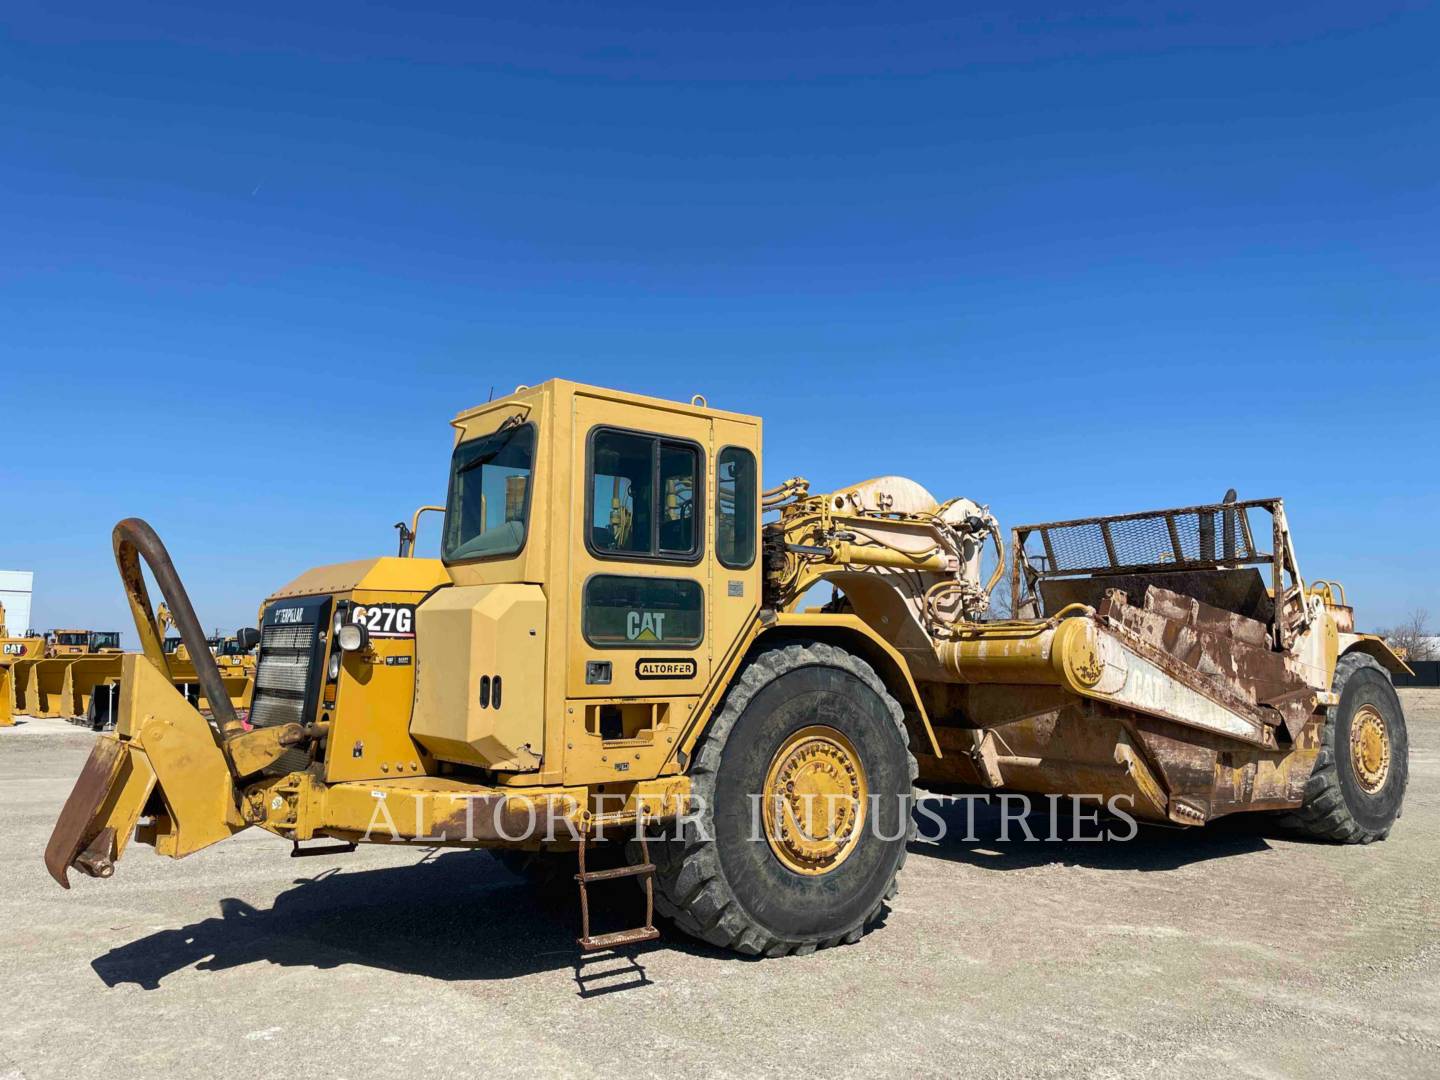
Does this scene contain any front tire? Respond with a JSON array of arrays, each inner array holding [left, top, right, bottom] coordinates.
[[644, 641, 917, 956], [1289, 653, 1408, 843]]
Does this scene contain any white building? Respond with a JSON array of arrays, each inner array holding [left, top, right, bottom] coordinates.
[[0, 570, 34, 636]]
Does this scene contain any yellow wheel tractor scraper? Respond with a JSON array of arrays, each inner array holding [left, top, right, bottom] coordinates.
[[44, 381, 1412, 956]]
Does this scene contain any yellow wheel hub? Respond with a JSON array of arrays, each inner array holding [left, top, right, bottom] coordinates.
[[1350, 704, 1391, 794], [762, 725, 868, 875]]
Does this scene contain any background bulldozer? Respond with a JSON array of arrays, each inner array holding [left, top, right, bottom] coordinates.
[[44, 381, 1411, 956]]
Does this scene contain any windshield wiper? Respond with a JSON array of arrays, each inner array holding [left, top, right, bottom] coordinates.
[[454, 414, 525, 478]]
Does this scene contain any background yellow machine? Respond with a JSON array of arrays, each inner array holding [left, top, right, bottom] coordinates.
[[0, 603, 46, 727], [157, 604, 256, 722], [3, 611, 254, 731], [10, 628, 121, 724], [44, 380, 1411, 955]]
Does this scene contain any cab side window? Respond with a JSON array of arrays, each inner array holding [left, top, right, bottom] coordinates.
[[590, 431, 653, 555], [589, 429, 700, 561], [716, 447, 757, 568], [658, 444, 697, 554]]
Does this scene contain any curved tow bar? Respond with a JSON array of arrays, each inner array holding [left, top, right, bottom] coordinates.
[[111, 517, 243, 740]]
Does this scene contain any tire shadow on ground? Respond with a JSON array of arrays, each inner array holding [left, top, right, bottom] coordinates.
[[88, 849, 716, 994], [89, 798, 1265, 993], [908, 796, 1275, 872]]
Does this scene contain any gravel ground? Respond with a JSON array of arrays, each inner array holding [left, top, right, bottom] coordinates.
[[1, 693, 1436, 1080]]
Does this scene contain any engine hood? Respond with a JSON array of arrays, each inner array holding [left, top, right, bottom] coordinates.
[[266, 557, 452, 602]]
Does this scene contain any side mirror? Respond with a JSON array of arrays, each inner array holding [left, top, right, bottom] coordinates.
[[235, 627, 261, 652]]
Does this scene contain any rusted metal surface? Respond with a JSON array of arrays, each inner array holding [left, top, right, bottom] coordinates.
[[1129, 710, 1320, 823], [917, 703, 1177, 821], [919, 697, 1316, 826], [112, 517, 242, 740], [1078, 605, 1274, 747], [1013, 497, 1312, 656], [961, 496, 1341, 825], [1013, 498, 1282, 577], [920, 683, 1074, 731], [1097, 586, 1316, 741], [44, 735, 127, 888], [576, 831, 660, 952], [915, 588, 1326, 823], [73, 827, 117, 878], [1129, 722, 1221, 823], [933, 608, 1285, 749], [1211, 743, 1318, 814]]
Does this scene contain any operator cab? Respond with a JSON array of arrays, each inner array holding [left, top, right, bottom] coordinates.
[[417, 380, 763, 786], [49, 630, 120, 653]]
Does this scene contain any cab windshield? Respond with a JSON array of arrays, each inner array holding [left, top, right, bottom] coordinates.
[[443, 421, 536, 562], [91, 632, 120, 650]]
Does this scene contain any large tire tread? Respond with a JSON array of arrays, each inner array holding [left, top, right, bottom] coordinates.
[[640, 641, 918, 956], [1287, 652, 1407, 844]]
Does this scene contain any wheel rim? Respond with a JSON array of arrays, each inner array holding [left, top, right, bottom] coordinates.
[[1349, 703, 1391, 794], [761, 725, 868, 876]]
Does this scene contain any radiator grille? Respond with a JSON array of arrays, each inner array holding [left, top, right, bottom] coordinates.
[[251, 621, 318, 730]]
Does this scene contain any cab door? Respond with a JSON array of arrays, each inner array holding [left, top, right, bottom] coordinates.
[[566, 392, 713, 706]]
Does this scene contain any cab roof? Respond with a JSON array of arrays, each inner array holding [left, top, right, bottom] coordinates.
[[450, 378, 760, 430]]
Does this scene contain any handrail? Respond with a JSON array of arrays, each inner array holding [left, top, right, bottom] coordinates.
[[396, 505, 446, 557], [410, 504, 446, 556], [1309, 579, 1348, 607]]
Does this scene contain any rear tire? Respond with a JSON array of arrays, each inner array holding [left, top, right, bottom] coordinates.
[[641, 641, 917, 956], [1289, 653, 1408, 843]]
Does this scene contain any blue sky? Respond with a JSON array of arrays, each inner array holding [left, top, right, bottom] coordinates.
[[2, 0, 1436, 641]]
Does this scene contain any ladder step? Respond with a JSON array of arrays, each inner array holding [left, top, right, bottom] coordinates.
[[579, 927, 661, 952], [575, 862, 655, 884]]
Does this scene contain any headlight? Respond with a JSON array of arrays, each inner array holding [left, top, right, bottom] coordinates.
[[332, 605, 347, 638], [337, 621, 369, 653], [327, 650, 342, 681]]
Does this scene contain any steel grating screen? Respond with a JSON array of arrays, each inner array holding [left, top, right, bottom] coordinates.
[[1017, 502, 1276, 578]]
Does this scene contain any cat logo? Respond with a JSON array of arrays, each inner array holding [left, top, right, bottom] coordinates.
[[636, 658, 698, 680], [625, 610, 667, 642]]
